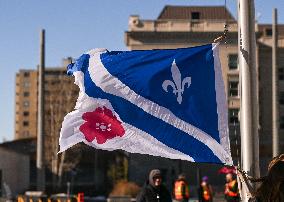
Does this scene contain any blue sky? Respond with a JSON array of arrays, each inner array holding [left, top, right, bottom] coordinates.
[[0, 0, 284, 142]]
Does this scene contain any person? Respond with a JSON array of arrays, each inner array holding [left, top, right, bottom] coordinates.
[[199, 176, 213, 202], [224, 173, 240, 202], [254, 154, 284, 202], [173, 174, 190, 202], [136, 169, 172, 202]]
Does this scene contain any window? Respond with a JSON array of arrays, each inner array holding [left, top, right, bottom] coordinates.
[[279, 92, 284, 105], [23, 92, 30, 97], [278, 68, 284, 80], [51, 80, 60, 85], [228, 80, 239, 97], [280, 116, 284, 129], [191, 12, 200, 20], [228, 54, 238, 70], [229, 109, 239, 124], [23, 121, 29, 126], [23, 111, 29, 116], [23, 101, 29, 107], [24, 72, 30, 77], [22, 131, 29, 137], [265, 28, 272, 36], [23, 81, 30, 88]]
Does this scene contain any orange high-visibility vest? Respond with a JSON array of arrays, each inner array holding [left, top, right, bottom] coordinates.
[[77, 193, 84, 202], [225, 180, 238, 197], [202, 186, 211, 201], [174, 180, 189, 200]]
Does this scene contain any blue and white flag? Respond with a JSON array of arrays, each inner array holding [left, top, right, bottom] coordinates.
[[59, 43, 232, 164]]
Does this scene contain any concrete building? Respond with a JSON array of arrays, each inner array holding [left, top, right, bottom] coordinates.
[[14, 58, 80, 193], [0, 147, 30, 198], [125, 5, 284, 175], [14, 57, 76, 140], [0, 138, 119, 196], [15, 70, 38, 139]]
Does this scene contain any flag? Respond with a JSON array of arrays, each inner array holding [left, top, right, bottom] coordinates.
[[218, 166, 236, 174], [59, 43, 232, 164]]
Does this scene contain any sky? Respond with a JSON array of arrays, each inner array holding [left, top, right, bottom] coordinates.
[[0, 0, 284, 142]]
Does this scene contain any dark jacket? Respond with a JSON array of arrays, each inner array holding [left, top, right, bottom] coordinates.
[[136, 169, 172, 202], [136, 183, 172, 202]]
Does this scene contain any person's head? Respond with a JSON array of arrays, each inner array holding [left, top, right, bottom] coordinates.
[[202, 176, 209, 183], [267, 159, 284, 183], [226, 173, 233, 182], [178, 173, 186, 181], [268, 153, 284, 171], [256, 154, 284, 202], [149, 169, 162, 187]]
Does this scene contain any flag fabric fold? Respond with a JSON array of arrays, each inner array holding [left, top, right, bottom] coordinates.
[[59, 43, 233, 165]]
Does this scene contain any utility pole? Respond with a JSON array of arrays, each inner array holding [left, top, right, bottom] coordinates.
[[238, 0, 260, 201], [272, 8, 279, 157], [37, 29, 45, 191]]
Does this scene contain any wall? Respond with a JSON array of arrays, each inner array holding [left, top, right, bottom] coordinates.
[[0, 148, 30, 198]]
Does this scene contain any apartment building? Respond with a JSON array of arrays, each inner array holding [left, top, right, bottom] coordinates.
[[125, 5, 284, 174], [14, 57, 77, 140]]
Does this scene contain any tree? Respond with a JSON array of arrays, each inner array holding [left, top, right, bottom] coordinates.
[[43, 69, 80, 190], [107, 151, 129, 186]]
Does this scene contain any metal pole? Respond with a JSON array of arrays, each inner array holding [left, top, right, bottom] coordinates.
[[196, 167, 201, 202], [272, 8, 279, 157], [238, 0, 260, 200], [67, 182, 71, 199], [37, 29, 45, 191], [248, 1, 260, 181]]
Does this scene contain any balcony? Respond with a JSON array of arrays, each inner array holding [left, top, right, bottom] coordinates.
[[129, 16, 240, 33]]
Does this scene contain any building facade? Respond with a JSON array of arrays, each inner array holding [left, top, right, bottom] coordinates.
[[125, 5, 284, 174], [14, 58, 80, 190], [14, 57, 76, 140], [15, 70, 38, 139], [0, 147, 30, 197]]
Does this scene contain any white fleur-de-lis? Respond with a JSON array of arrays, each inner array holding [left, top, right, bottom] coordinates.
[[162, 60, 191, 104]]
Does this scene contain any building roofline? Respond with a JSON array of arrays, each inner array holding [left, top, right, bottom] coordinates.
[[157, 5, 235, 21], [0, 137, 35, 144], [0, 137, 36, 155], [0, 147, 30, 157], [259, 23, 284, 26]]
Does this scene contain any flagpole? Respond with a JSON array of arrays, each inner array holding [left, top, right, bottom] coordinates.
[[37, 29, 45, 191], [272, 8, 279, 157], [238, 0, 259, 200]]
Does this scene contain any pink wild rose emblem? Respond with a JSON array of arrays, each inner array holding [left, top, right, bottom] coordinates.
[[79, 107, 125, 144]]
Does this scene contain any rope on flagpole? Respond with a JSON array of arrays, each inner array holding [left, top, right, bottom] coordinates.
[[213, 24, 228, 43], [213, 0, 229, 43], [219, 0, 242, 167]]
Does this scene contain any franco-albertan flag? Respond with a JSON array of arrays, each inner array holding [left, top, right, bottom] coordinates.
[[59, 43, 233, 165]]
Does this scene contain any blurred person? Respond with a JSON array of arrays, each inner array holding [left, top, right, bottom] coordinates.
[[174, 174, 190, 202], [199, 176, 213, 202], [224, 173, 240, 202], [136, 169, 172, 202], [254, 154, 284, 202]]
